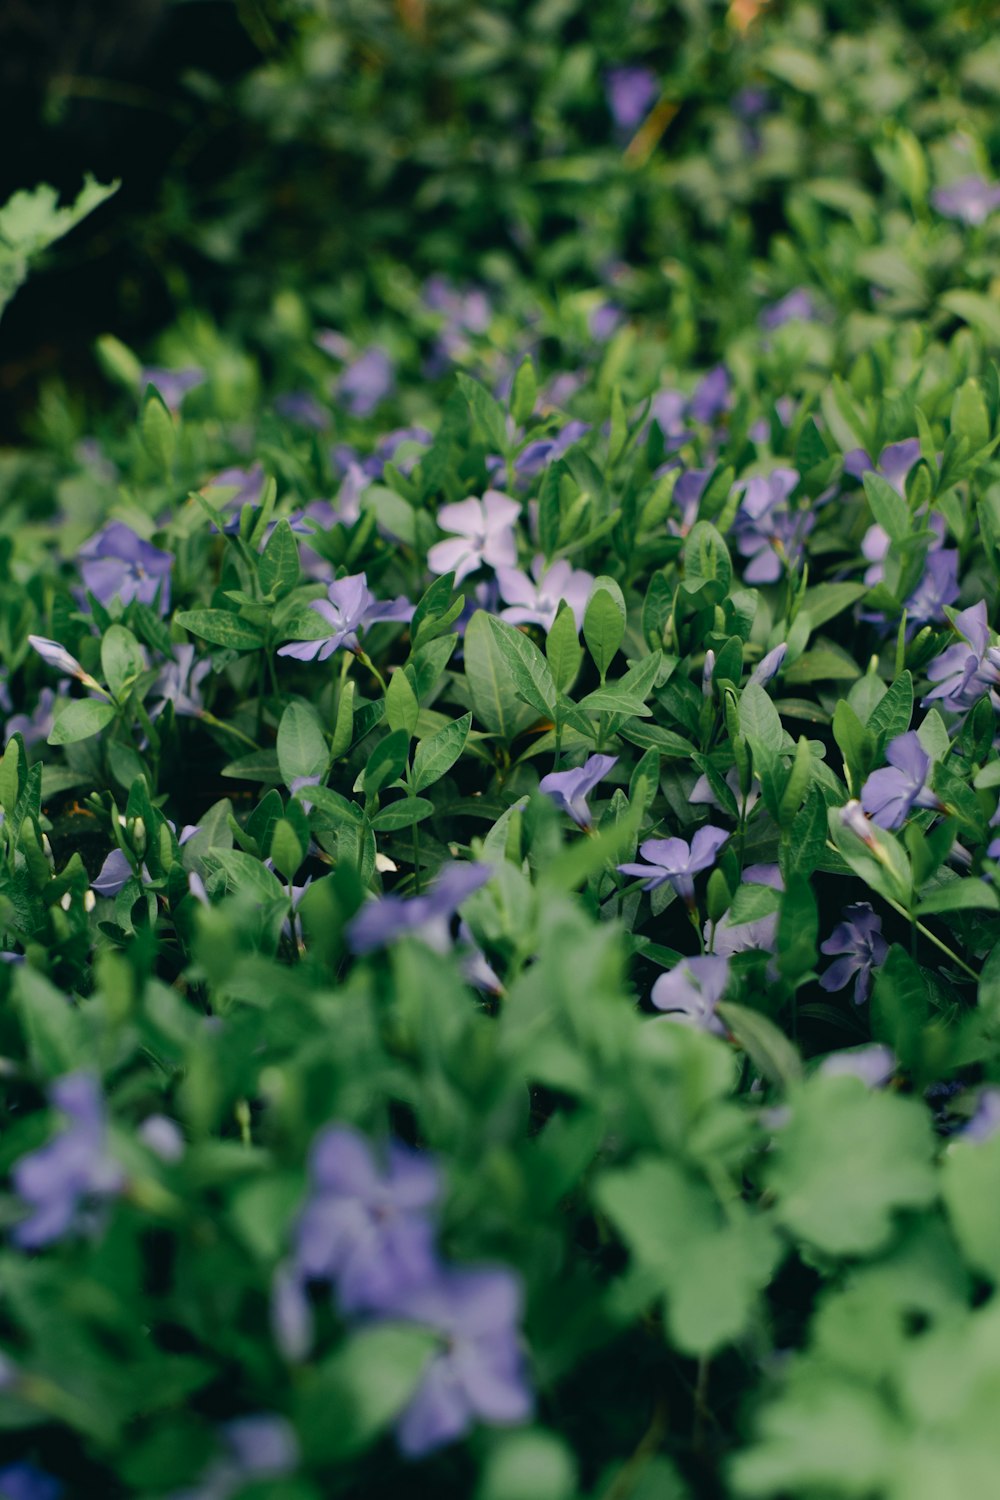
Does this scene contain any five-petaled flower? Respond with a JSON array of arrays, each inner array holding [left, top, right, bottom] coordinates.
[[384, 1266, 534, 1458], [496, 556, 594, 632], [539, 754, 617, 829], [931, 176, 1000, 226], [347, 862, 493, 955], [860, 731, 940, 829], [79, 522, 174, 615], [278, 572, 412, 662], [618, 826, 729, 903], [651, 955, 730, 1034], [818, 902, 888, 1005], [731, 468, 810, 584], [11, 1074, 124, 1247], [923, 601, 1000, 714], [427, 492, 520, 584]]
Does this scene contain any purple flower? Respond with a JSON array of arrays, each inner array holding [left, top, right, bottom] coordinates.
[[277, 572, 413, 663], [705, 864, 783, 960], [139, 1115, 185, 1162], [748, 643, 787, 688], [274, 390, 329, 430], [759, 289, 816, 330], [963, 1087, 1000, 1142], [818, 1045, 896, 1088], [539, 754, 617, 829], [201, 463, 267, 522], [732, 468, 809, 583], [79, 522, 173, 615], [141, 366, 204, 413], [589, 303, 624, 341], [6, 682, 70, 745], [618, 826, 729, 902], [171, 1414, 298, 1500], [338, 348, 395, 417], [605, 67, 658, 132], [427, 492, 520, 584], [288, 1126, 441, 1323], [91, 847, 145, 898], [386, 1266, 532, 1457], [669, 468, 710, 538], [27, 636, 95, 685], [11, 1074, 124, 1247], [496, 555, 594, 632], [860, 732, 940, 829], [844, 439, 921, 498], [904, 548, 960, 627], [819, 903, 888, 1005], [651, 955, 730, 1033], [0, 1464, 63, 1500], [690, 767, 760, 817], [508, 421, 590, 482], [149, 645, 211, 720], [689, 365, 731, 426], [650, 390, 693, 451], [923, 601, 1000, 713], [931, 176, 1000, 226], [347, 863, 492, 955]]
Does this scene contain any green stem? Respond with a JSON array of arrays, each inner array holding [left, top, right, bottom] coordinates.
[[356, 649, 387, 694], [199, 711, 259, 749]]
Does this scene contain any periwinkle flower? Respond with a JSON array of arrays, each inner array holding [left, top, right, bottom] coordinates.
[[141, 366, 204, 413], [860, 732, 940, 829], [6, 682, 70, 745], [274, 390, 329, 430], [747, 643, 787, 688], [79, 522, 173, 615], [759, 289, 816, 330], [347, 863, 492, 955], [11, 1074, 124, 1247], [171, 1414, 298, 1500], [732, 468, 810, 584], [618, 826, 729, 902], [589, 303, 624, 341], [139, 1114, 185, 1162], [506, 420, 590, 482], [963, 1087, 1000, 1143], [496, 555, 594, 632], [427, 492, 520, 584], [27, 636, 98, 687], [386, 1266, 533, 1457], [650, 955, 730, 1034], [931, 176, 1000, 226], [539, 754, 617, 829], [904, 548, 960, 627], [844, 439, 921, 498], [650, 390, 693, 451], [277, 572, 413, 662], [605, 67, 658, 132], [338, 347, 395, 417], [818, 1044, 896, 1088], [283, 1125, 441, 1335], [149, 645, 211, 720], [91, 847, 147, 898], [923, 601, 1000, 713], [819, 903, 888, 1005], [705, 864, 783, 960], [0, 1463, 63, 1500], [668, 468, 710, 538]]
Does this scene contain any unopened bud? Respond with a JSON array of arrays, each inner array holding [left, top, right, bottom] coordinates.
[[840, 799, 877, 847], [83, 889, 96, 912], [131, 818, 147, 853], [41, 834, 54, 866], [60, 891, 72, 912], [702, 649, 716, 698]]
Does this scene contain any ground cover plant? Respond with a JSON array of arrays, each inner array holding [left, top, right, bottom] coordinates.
[[1, 1, 1000, 1496]]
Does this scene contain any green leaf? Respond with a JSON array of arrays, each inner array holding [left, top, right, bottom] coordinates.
[[0, 175, 119, 321], [951, 378, 991, 451], [798, 582, 868, 630], [384, 669, 420, 737], [477, 1432, 577, 1500], [583, 578, 626, 678], [369, 797, 435, 831], [717, 1002, 803, 1085], [766, 1074, 937, 1255], [776, 873, 818, 987], [739, 682, 784, 756], [101, 624, 146, 704], [360, 729, 410, 798], [862, 470, 910, 543], [204, 849, 287, 904], [784, 641, 862, 684], [683, 520, 732, 598], [942, 1134, 1000, 1280], [13, 966, 91, 1076], [482, 615, 556, 718], [867, 671, 913, 742], [176, 610, 265, 651], [546, 604, 583, 694], [140, 389, 175, 470], [412, 712, 471, 791], [510, 357, 537, 426], [48, 698, 117, 745], [457, 372, 509, 453], [298, 1324, 437, 1462], [595, 1157, 779, 1355], [220, 749, 282, 784], [258, 519, 300, 598], [276, 701, 328, 786], [463, 610, 538, 740], [269, 818, 305, 881], [916, 879, 999, 916], [940, 289, 1000, 345]]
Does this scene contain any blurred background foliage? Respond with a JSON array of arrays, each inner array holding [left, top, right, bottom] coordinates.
[[5, 0, 1000, 441]]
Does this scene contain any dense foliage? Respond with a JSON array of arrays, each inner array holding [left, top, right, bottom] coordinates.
[[2, 2, 1000, 1496]]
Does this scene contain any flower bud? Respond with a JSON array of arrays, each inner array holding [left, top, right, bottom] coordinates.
[[702, 649, 716, 698]]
